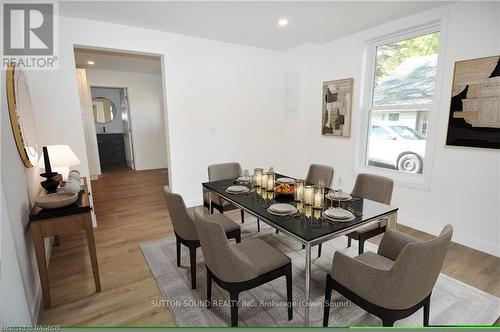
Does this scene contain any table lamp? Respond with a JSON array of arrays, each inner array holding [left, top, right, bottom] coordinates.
[[39, 145, 80, 181]]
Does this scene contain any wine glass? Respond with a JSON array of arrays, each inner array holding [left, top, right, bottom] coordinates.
[[335, 177, 343, 209]]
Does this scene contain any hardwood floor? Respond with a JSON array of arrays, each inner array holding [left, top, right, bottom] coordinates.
[[38, 166, 175, 326], [38, 167, 499, 326]]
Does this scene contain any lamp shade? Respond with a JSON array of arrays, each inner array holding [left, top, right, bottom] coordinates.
[[39, 145, 80, 168]]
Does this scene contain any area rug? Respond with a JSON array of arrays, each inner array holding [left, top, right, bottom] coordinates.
[[141, 213, 500, 327]]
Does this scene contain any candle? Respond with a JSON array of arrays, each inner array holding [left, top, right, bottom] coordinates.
[[314, 191, 322, 207], [261, 172, 268, 190], [266, 172, 275, 191], [304, 186, 313, 205], [254, 168, 263, 187], [294, 179, 305, 202], [313, 185, 324, 209]]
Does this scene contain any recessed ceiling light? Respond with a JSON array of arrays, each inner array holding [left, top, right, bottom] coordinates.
[[278, 19, 288, 27], [87, 60, 95, 65]]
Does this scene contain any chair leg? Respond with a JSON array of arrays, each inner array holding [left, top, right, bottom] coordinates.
[[423, 295, 430, 326], [230, 291, 239, 327], [358, 238, 365, 255], [382, 319, 395, 327], [206, 269, 212, 309], [286, 265, 293, 321], [347, 237, 352, 248], [323, 275, 333, 327], [189, 246, 197, 289], [176, 236, 181, 267], [318, 244, 322, 258], [210, 206, 214, 214], [302, 244, 305, 249], [257, 219, 260, 232], [235, 232, 241, 244], [240, 210, 244, 224], [276, 229, 279, 234]]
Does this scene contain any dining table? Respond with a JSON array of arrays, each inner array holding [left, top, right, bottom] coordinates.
[[202, 174, 398, 326]]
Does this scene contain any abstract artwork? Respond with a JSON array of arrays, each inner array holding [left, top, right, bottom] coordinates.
[[321, 78, 353, 137], [446, 55, 500, 149]]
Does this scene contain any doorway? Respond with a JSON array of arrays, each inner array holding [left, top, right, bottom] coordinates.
[[73, 47, 169, 180], [91, 86, 135, 170]]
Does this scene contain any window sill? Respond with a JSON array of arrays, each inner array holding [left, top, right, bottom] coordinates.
[[356, 164, 431, 191]]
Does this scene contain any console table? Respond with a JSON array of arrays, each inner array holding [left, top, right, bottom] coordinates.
[[29, 177, 101, 308]]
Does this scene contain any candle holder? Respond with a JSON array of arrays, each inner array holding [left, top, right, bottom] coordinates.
[[304, 185, 313, 206], [312, 185, 325, 210], [264, 171, 275, 192], [253, 168, 263, 188], [294, 179, 305, 202]]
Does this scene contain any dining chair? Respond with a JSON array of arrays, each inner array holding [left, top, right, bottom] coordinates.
[[306, 164, 334, 187], [346, 173, 394, 255], [164, 186, 241, 289], [194, 211, 293, 327], [204, 162, 250, 226], [323, 225, 453, 327]]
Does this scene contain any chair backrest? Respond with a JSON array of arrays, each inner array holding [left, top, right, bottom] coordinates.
[[194, 212, 259, 283], [163, 186, 198, 241], [352, 173, 394, 205], [208, 162, 241, 181], [305, 164, 334, 187], [388, 225, 453, 309]]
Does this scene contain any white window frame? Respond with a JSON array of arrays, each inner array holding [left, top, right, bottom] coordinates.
[[356, 21, 447, 191]]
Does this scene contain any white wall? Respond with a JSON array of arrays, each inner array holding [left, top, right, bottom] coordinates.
[[24, 16, 281, 207], [279, 2, 500, 256], [86, 70, 168, 171], [0, 70, 50, 324]]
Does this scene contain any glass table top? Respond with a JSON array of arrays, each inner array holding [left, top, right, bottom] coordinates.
[[203, 176, 398, 243]]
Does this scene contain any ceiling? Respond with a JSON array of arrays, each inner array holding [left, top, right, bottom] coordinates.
[[61, 1, 449, 51], [74, 48, 161, 74]]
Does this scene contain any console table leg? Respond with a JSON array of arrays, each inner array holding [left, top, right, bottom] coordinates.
[[84, 214, 101, 292], [31, 222, 51, 308]]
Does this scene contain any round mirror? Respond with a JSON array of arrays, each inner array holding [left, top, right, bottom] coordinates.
[[6, 64, 39, 168], [92, 97, 116, 124]]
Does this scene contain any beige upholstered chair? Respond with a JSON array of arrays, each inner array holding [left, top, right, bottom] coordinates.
[[204, 162, 247, 224], [323, 225, 453, 327], [306, 164, 334, 187], [194, 211, 292, 327], [346, 174, 394, 255], [163, 186, 241, 289]]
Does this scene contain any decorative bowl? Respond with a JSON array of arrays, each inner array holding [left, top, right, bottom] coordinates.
[[35, 192, 78, 209]]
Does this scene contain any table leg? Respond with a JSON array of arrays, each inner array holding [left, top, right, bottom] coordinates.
[[387, 210, 398, 230], [83, 214, 101, 292], [304, 242, 311, 326], [31, 223, 51, 308], [208, 191, 212, 215]]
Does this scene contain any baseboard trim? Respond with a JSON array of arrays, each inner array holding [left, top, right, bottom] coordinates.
[[398, 215, 499, 257]]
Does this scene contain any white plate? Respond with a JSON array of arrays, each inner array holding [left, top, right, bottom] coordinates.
[[267, 206, 298, 216], [324, 208, 353, 219], [236, 176, 252, 183], [322, 212, 355, 223], [226, 185, 249, 194], [276, 177, 295, 184], [326, 191, 352, 201], [269, 203, 296, 214]]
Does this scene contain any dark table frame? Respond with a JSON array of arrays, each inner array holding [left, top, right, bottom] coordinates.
[[202, 175, 398, 326]]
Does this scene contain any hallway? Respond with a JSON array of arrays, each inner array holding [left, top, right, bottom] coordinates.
[[38, 168, 174, 326]]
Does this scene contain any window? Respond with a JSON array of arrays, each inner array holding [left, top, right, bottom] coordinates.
[[364, 31, 440, 175]]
